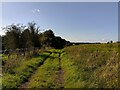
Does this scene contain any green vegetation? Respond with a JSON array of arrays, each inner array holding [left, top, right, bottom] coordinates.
[[62, 43, 118, 88], [27, 51, 60, 88], [2, 52, 50, 89], [2, 43, 119, 89], [2, 22, 70, 50], [1, 21, 119, 89]]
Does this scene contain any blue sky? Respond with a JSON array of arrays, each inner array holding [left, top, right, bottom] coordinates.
[[0, 2, 118, 42]]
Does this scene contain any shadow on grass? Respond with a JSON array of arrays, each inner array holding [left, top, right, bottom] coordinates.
[[39, 54, 55, 60]]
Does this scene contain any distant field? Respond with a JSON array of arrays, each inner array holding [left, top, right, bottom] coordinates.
[[1, 43, 119, 89]]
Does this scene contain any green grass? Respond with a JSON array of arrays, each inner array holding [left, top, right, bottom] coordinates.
[[2, 52, 50, 89], [2, 73, 22, 89], [1, 54, 8, 64], [62, 43, 118, 88], [27, 51, 61, 88], [2, 43, 119, 88]]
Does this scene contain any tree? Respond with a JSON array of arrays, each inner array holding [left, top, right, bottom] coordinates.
[[39, 29, 55, 48], [2, 24, 21, 49], [21, 29, 33, 48], [0, 35, 2, 50], [2, 22, 71, 50], [53, 36, 66, 49], [27, 22, 40, 47], [110, 40, 113, 43]]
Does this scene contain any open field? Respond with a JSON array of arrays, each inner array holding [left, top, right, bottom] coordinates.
[[1, 43, 119, 89]]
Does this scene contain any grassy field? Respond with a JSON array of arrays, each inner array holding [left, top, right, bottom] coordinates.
[[62, 43, 118, 88], [1, 43, 119, 89]]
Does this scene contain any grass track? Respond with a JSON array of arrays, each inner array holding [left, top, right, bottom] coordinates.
[[27, 50, 64, 88], [2, 43, 119, 89]]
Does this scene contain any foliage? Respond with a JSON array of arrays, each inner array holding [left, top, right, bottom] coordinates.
[[2, 22, 70, 50]]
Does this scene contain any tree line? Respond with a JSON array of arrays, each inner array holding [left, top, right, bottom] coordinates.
[[1, 22, 71, 50]]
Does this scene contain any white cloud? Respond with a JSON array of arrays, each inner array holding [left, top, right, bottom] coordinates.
[[101, 38, 109, 43], [32, 9, 40, 14], [37, 9, 40, 12]]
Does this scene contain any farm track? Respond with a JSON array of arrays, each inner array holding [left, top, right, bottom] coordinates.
[[19, 52, 52, 89], [2, 44, 119, 88], [19, 50, 65, 88], [57, 52, 64, 88]]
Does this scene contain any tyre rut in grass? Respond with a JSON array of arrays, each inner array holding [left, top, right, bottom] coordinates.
[[19, 51, 52, 88], [25, 50, 64, 88], [57, 52, 64, 88]]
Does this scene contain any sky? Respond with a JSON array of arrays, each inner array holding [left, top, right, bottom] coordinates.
[[0, 2, 118, 42]]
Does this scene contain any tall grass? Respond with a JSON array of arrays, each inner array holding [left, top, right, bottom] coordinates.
[[2, 43, 119, 88], [2, 52, 50, 89], [62, 43, 118, 88]]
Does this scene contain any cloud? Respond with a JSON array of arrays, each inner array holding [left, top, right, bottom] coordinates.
[[32, 9, 40, 14], [101, 38, 109, 43]]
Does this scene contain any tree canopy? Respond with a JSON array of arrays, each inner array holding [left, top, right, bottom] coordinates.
[[2, 22, 71, 50]]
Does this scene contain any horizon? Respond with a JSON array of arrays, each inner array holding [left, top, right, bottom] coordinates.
[[0, 2, 118, 43]]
